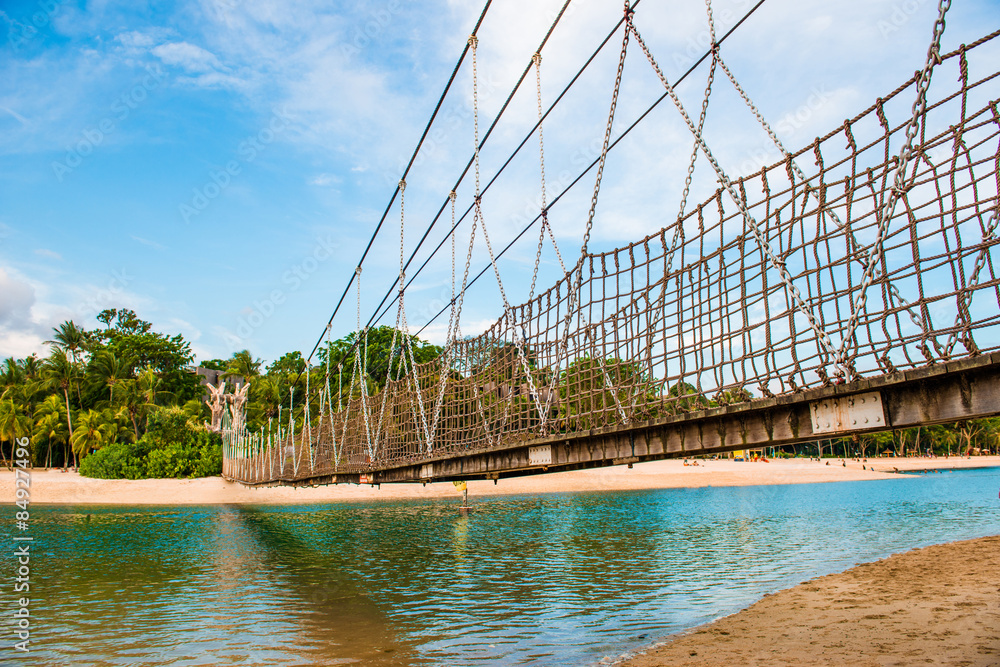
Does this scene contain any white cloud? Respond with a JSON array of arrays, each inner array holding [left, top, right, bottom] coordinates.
[[152, 41, 226, 73], [115, 30, 160, 51], [0, 267, 47, 359], [168, 317, 202, 342], [310, 173, 341, 186], [34, 248, 62, 260], [0, 268, 36, 328]]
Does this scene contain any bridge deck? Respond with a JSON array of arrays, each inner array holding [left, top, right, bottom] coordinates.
[[233, 353, 1000, 488]]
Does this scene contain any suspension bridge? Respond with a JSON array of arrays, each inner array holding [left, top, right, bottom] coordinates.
[[223, 1, 1000, 488]]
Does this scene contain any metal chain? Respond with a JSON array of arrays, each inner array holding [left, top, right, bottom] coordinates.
[[666, 0, 717, 283], [350, 265, 373, 459], [468, 32, 547, 425], [323, 323, 343, 468], [542, 5, 633, 429], [528, 51, 568, 305], [355, 266, 362, 332], [578, 1, 631, 260], [715, 47, 930, 345], [448, 190, 458, 343], [835, 0, 952, 374], [529, 52, 552, 302], [628, 17, 839, 363], [535, 52, 547, 215], [944, 208, 998, 355]]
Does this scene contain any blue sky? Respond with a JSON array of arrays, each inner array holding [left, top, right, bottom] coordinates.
[[1, 0, 997, 366]]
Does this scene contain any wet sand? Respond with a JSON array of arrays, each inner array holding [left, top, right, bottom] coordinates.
[[619, 534, 1000, 667], [2, 455, 997, 505]]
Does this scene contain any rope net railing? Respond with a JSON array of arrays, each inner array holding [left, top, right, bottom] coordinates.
[[224, 26, 1000, 484]]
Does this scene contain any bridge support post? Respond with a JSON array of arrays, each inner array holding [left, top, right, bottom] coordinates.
[[460, 486, 470, 514]]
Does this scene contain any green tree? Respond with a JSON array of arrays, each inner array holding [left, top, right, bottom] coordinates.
[[38, 348, 77, 466], [46, 320, 90, 362], [34, 395, 69, 468], [320, 327, 443, 392], [71, 409, 114, 459], [101, 406, 136, 445], [558, 356, 657, 431], [0, 398, 32, 468], [93, 308, 197, 403], [87, 349, 136, 405], [226, 349, 262, 381]]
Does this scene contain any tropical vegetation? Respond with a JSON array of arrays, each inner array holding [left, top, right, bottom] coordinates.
[[3, 311, 997, 476]]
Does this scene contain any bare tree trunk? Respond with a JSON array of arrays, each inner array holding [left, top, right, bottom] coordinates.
[[915, 426, 922, 456]]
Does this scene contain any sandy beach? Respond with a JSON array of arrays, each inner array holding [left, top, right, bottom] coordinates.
[[2, 455, 997, 505], [620, 534, 1000, 666]]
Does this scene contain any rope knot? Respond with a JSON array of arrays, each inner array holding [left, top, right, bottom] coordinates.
[[468, 34, 478, 49]]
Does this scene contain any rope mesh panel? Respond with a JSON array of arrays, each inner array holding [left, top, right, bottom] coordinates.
[[226, 34, 1000, 485]]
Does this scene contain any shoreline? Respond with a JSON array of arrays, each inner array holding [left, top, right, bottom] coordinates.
[[618, 534, 1000, 666], [3, 455, 997, 505]]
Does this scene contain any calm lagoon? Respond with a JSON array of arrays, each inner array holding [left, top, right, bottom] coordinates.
[[7, 467, 1000, 666]]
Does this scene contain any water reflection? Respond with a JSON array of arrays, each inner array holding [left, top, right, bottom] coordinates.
[[8, 467, 1000, 666]]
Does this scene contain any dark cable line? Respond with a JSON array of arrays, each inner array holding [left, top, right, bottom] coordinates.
[[288, 0, 495, 391], [302, 0, 580, 380], [365, 0, 637, 330], [321, 0, 768, 382], [395, 0, 771, 339]]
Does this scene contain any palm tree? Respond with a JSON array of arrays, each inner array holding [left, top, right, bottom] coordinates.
[[137, 368, 172, 406], [225, 349, 262, 382], [88, 349, 136, 406], [39, 348, 77, 466], [181, 398, 206, 423], [46, 320, 90, 404], [251, 375, 283, 422], [116, 379, 157, 441], [34, 395, 69, 468], [0, 398, 32, 469], [70, 410, 113, 460], [20, 355, 40, 381], [46, 320, 90, 361], [1, 357, 24, 390], [101, 406, 135, 444]]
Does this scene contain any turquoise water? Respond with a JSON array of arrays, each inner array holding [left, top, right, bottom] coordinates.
[[4, 468, 1000, 666]]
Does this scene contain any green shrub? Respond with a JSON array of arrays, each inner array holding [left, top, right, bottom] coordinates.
[[144, 408, 192, 448], [146, 442, 194, 478], [79, 408, 223, 479], [79, 441, 151, 479]]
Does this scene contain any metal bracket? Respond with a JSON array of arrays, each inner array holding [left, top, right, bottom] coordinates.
[[420, 463, 434, 479], [810, 391, 886, 434], [528, 445, 552, 466]]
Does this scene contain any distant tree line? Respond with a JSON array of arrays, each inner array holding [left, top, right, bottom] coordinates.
[[0, 309, 216, 476], [5, 314, 994, 477]]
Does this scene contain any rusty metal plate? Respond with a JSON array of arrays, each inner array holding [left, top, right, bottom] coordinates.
[[420, 463, 433, 478], [810, 391, 886, 434]]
